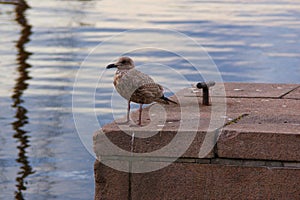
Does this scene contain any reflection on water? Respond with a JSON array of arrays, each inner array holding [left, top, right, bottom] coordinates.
[[0, 0, 299, 199], [11, 1, 35, 199]]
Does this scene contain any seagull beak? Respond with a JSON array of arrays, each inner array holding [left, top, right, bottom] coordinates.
[[106, 63, 118, 69]]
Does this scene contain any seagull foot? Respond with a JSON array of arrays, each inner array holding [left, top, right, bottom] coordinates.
[[129, 123, 143, 127], [116, 120, 131, 125]]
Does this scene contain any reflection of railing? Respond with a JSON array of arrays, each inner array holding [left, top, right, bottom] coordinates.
[[10, 0, 35, 199]]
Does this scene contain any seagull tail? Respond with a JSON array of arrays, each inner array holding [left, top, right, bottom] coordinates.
[[158, 95, 177, 105]]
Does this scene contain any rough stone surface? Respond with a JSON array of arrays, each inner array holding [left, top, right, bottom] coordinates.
[[186, 82, 299, 98], [218, 98, 300, 161], [222, 82, 299, 98], [94, 84, 300, 161], [284, 86, 300, 99], [94, 83, 300, 200], [94, 159, 300, 200], [219, 126, 300, 161], [131, 162, 300, 200], [94, 90, 225, 159], [94, 160, 129, 200]]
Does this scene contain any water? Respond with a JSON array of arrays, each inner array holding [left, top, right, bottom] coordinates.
[[0, 0, 300, 199]]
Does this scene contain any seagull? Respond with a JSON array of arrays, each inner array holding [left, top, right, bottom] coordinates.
[[106, 57, 177, 126]]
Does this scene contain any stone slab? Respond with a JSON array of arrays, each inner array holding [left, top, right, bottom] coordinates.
[[219, 125, 300, 161], [94, 83, 300, 200], [94, 83, 300, 162], [131, 162, 300, 200], [185, 82, 299, 98], [94, 160, 129, 200], [94, 126, 215, 159], [284, 86, 300, 99], [94, 92, 228, 159], [218, 98, 300, 161], [222, 83, 299, 98]]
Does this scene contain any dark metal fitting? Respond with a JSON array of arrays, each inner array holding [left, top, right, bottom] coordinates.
[[196, 81, 216, 106]]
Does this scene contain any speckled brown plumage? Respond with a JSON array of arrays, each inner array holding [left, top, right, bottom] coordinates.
[[106, 57, 177, 125]]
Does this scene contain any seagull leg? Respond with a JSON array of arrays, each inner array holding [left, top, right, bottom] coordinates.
[[138, 104, 143, 126], [126, 100, 131, 122], [128, 104, 143, 127], [116, 100, 131, 125]]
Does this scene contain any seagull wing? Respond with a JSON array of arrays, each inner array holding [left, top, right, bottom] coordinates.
[[115, 69, 165, 104], [130, 83, 164, 104]]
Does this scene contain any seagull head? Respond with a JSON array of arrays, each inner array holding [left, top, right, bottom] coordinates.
[[106, 57, 135, 70]]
